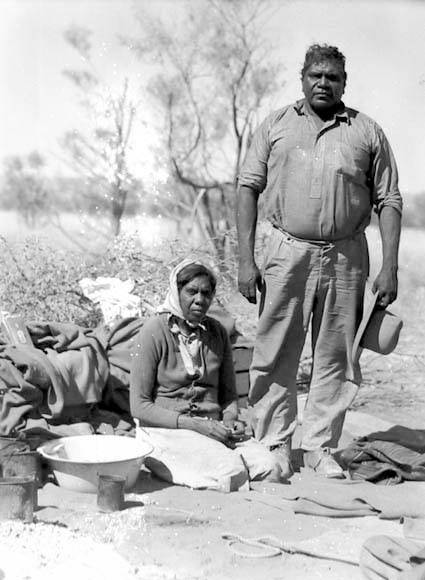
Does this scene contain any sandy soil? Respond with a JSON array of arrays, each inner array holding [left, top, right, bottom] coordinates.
[[3, 288, 425, 580], [0, 408, 418, 580], [2, 228, 425, 579]]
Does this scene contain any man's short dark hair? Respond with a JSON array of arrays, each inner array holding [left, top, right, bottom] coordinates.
[[301, 44, 347, 80]]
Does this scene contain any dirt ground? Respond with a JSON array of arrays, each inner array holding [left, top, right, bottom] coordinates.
[[0, 407, 419, 580], [2, 229, 425, 579], [3, 341, 424, 580], [2, 293, 425, 580]]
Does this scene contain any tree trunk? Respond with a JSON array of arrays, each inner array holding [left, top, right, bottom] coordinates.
[[111, 184, 128, 236]]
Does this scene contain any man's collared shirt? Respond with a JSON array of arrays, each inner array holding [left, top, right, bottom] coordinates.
[[238, 99, 402, 241]]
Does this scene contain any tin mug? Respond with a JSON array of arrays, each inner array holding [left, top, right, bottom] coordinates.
[[97, 474, 125, 512]]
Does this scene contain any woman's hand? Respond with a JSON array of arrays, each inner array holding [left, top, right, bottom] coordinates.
[[194, 418, 231, 444], [223, 418, 246, 441], [201, 419, 232, 444], [178, 415, 230, 444]]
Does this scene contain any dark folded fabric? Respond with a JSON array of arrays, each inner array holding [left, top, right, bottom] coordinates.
[[337, 438, 425, 485], [0, 316, 144, 435], [0, 321, 109, 435], [367, 426, 425, 454], [94, 317, 145, 415]]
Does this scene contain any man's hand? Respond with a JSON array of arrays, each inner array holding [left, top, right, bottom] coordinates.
[[372, 266, 398, 308], [238, 261, 262, 304]]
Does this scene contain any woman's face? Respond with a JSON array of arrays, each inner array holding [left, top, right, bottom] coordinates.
[[179, 275, 214, 324]]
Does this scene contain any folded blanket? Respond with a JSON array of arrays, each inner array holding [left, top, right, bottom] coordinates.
[[0, 355, 44, 435], [0, 322, 109, 435], [337, 437, 425, 485], [256, 474, 425, 519], [94, 317, 145, 415], [366, 426, 425, 454]]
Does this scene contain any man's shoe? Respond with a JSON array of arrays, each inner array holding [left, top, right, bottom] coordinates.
[[304, 448, 344, 478], [270, 440, 294, 480]]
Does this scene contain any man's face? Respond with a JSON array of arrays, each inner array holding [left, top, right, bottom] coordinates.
[[302, 59, 346, 112]]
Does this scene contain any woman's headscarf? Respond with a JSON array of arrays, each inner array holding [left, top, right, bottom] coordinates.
[[156, 258, 215, 322], [156, 258, 216, 377]]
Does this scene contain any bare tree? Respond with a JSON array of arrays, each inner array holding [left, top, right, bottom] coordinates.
[[126, 0, 284, 262], [1, 152, 52, 227], [62, 26, 140, 236]]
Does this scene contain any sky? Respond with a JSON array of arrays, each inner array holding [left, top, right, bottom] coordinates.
[[1, 0, 425, 194]]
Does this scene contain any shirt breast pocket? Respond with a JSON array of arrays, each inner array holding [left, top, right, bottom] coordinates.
[[334, 141, 370, 183]]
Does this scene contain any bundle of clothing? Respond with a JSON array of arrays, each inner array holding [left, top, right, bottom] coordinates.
[[0, 317, 145, 437], [337, 426, 425, 485]]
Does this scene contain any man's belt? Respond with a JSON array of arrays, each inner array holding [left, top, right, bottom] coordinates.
[[272, 224, 364, 246]]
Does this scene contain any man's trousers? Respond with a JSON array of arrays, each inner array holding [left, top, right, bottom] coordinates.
[[248, 227, 369, 450]]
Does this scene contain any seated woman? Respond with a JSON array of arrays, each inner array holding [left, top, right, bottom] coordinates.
[[130, 259, 286, 487]]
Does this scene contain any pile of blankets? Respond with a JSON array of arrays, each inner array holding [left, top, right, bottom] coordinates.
[[337, 426, 425, 485], [0, 317, 145, 437]]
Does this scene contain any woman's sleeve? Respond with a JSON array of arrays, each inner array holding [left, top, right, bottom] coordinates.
[[217, 324, 238, 416], [129, 318, 180, 428]]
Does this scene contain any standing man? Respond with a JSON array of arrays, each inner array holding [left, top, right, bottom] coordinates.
[[236, 44, 402, 480]]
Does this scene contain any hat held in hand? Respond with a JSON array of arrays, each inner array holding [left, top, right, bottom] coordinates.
[[353, 290, 403, 364]]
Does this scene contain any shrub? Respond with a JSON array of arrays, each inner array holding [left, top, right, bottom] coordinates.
[[0, 235, 102, 328], [0, 229, 253, 331]]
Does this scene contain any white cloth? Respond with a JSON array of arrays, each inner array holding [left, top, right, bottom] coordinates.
[[135, 425, 281, 490], [79, 277, 141, 325], [156, 258, 205, 320]]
